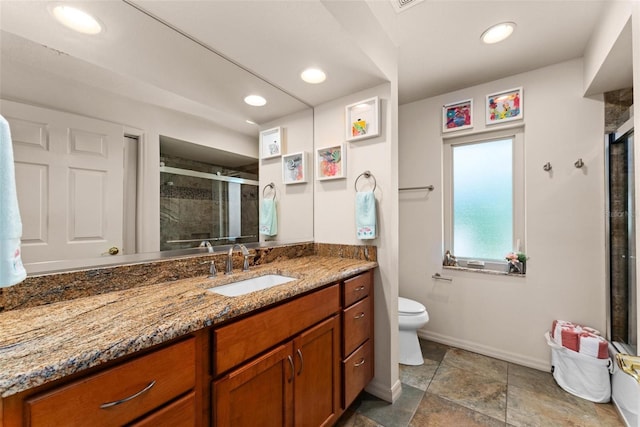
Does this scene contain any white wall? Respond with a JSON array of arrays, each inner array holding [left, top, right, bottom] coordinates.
[[314, 82, 400, 401], [259, 109, 314, 244], [399, 58, 605, 370], [583, 1, 633, 95]]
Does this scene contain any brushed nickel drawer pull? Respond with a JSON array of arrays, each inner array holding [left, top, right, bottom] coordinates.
[[100, 380, 156, 409], [355, 286, 366, 291], [287, 355, 294, 383], [354, 312, 366, 319], [354, 358, 366, 367], [296, 349, 304, 376]]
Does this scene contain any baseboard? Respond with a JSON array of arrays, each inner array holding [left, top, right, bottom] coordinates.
[[365, 378, 402, 403], [418, 330, 550, 372]]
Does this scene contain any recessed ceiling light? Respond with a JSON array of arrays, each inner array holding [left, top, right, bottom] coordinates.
[[481, 22, 515, 44], [244, 95, 267, 107], [301, 68, 326, 84], [51, 5, 103, 35]]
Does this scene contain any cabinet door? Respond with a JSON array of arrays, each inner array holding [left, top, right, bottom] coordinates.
[[213, 343, 294, 427], [293, 315, 341, 427]]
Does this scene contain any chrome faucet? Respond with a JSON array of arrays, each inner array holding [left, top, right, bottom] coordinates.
[[199, 240, 214, 253], [226, 244, 250, 274]]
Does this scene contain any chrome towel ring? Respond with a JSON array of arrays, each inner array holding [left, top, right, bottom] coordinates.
[[263, 182, 276, 199], [355, 170, 376, 192]]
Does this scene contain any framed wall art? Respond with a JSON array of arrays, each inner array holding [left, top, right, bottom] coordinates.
[[442, 99, 473, 133], [345, 96, 380, 142], [260, 127, 283, 159], [282, 152, 307, 184], [316, 144, 346, 180], [486, 87, 523, 124]]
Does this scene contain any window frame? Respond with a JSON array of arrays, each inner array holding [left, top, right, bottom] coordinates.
[[443, 126, 525, 271]]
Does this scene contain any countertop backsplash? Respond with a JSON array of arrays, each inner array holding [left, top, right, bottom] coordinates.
[[0, 243, 376, 312]]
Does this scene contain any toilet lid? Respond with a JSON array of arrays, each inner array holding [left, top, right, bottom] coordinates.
[[399, 297, 426, 315]]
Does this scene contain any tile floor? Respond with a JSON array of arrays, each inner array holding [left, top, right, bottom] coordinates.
[[336, 339, 625, 427]]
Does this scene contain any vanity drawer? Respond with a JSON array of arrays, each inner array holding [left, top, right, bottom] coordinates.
[[342, 340, 373, 409], [129, 392, 196, 427], [25, 338, 196, 427], [214, 284, 340, 375], [342, 296, 371, 357], [343, 271, 372, 307]]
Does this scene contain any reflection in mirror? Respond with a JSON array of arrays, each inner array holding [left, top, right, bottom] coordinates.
[[0, 1, 314, 274], [159, 136, 259, 251]]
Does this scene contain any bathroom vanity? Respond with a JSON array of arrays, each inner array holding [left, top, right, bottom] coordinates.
[[0, 249, 376, 426]]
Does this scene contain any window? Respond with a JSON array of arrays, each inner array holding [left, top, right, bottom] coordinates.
[[443, 128, 524, 270]]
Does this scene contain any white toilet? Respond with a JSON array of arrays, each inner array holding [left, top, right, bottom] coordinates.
[[398, 296, 429, 365]]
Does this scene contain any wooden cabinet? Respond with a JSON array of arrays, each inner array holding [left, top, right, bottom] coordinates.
[[293, 315, 341, 427], [0, 268, 375, 427], [212, 285, 341, 427], [2, 334, 206, 427], [212, 270, 375, 427], [341, 270, 374, 409]]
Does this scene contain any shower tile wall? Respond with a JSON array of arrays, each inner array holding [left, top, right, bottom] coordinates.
[[160, 154, 258, 251]]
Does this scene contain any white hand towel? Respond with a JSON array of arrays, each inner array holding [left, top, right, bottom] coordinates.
[[355, 191, 376, 240], [259, 198, 277, 236], [0, 114, 26, 287]]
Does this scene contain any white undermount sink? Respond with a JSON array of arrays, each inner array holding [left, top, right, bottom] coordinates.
[[207, 274, 296, 297]]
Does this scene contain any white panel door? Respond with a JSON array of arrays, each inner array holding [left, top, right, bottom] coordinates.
[[1, 100, 124, 263]]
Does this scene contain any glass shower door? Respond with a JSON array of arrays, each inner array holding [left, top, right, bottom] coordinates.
[[609, 129, 636, 355]]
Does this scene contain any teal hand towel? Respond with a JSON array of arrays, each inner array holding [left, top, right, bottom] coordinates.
[[0, 115, 26, 287], [260, 199, 278, 236], [355, 191, 376, 240]]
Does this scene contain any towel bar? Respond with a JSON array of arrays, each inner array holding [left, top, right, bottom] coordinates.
[[432, 273, 453, 282]]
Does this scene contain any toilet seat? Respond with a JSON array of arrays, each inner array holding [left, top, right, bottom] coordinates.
[[399, 297, 426, 315]]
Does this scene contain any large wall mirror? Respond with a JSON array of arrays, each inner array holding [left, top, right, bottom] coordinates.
[[0, 1, 314, 274]]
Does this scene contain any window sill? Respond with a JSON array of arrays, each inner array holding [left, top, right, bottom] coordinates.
[[443, 265, 526, 277]]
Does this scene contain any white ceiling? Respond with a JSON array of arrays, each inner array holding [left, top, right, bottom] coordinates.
[[0, 0, 631, 137]]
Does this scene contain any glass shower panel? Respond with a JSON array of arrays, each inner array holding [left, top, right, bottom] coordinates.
[[160, 169, 258, 251], [609, 129, 636, 355], [628, 132, 636, 353]]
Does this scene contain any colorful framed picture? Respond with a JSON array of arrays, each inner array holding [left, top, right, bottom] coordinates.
[[345, 97, 380, 142], [260, 127, 283, 159], [442, 99, 473, 133], [316, 144, 346, 180], [486, 87, 523, 124], [282, 152, 307, 184]]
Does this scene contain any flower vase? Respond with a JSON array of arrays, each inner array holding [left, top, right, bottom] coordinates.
[[508, 261, 525, 274]]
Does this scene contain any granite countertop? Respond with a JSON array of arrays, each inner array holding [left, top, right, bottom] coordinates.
[[0, 255, 376, 398]]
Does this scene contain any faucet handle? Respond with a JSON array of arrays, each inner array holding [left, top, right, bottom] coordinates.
[[201, 260, 217, 278]]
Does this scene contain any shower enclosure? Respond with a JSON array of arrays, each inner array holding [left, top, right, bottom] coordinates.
[[160, 154, 259, 251], [608, 126, 637, 355]]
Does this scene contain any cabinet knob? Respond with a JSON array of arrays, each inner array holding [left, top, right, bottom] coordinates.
[[354, 312, 366, 319], [355, 286, 366, 292], [107, 246, 119, 255]]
